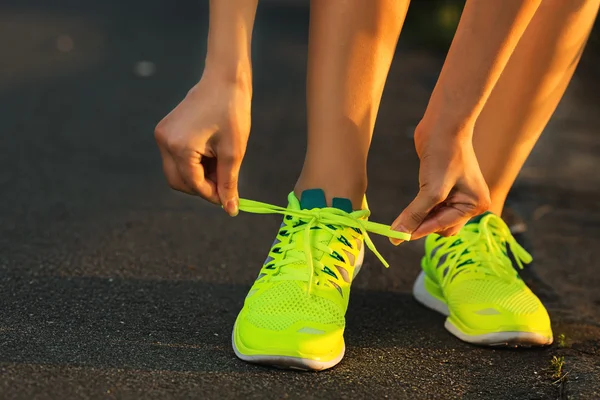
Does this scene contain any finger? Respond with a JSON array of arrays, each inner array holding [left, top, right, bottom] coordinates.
[[216, 150, 242, 216], [159, 148, 195, 194], [390, 189, 446, 245], [437, 223, 465, 238], [410, 205, 473, 240], [203, 156, 218, 184], [175, 154, 220, 204]]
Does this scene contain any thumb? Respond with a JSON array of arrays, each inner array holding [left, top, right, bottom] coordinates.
[[216, 151, 242, 217], [390, 189, 442, 245]]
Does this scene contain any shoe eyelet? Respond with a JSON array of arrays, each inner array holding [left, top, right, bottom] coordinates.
[[331, 251, 345, 263], [338, 235, 352, 248]]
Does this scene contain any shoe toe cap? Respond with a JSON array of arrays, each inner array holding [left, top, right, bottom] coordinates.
[[233, 309, 345, 361], [447, 280, 552, 335]]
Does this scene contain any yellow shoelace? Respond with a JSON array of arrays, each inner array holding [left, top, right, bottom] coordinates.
[[238, 198, 411, 293], [439, 213, 532, 287]]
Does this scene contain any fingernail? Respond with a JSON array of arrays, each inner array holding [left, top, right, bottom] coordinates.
[[391, 223, 408, 233], [389, 238, 403, 246], [226, 199, 239, 217]]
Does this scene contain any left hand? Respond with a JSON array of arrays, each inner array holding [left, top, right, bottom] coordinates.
[[154, 74, 252, 216], [390, 122, 491, 244]]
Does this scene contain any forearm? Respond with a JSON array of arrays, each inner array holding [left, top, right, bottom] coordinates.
[[203, 0, 258, 90], [422, 0, 541, 134]]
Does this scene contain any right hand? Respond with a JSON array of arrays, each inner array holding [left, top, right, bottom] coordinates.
[[390, 121, 491, 243], [154, 76, 251, 216]]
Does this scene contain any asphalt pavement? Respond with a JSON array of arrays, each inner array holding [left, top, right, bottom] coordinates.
[[0, 1, 599, 399]]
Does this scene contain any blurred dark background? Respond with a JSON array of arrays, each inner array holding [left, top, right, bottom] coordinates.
[[0, 1, 599, 399]]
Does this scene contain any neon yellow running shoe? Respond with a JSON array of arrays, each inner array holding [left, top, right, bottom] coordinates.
[[413, 212, 553, 347], [232, 189, 409, 370]]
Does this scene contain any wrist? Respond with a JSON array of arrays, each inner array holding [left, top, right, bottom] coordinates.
[[421, 82, 485, 135], [203, 55, 253, 94], [418, 94, 477, 139], [191, 66, 253, 109], [415, 114, 475, 143]]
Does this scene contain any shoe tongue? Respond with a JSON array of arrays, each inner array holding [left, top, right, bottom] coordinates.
[[299, 189, 352, 213], [465, 211, 494, 226]]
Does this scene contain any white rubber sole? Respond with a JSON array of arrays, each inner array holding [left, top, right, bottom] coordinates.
[[413, 271, 552, 347], [231, 247, 365, 371], [412, 271, 450, 316], [232, 328, 345, 371]]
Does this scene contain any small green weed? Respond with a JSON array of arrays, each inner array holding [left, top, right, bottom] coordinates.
[[550, 355, 565, 380], [557, 333, 569, 348]]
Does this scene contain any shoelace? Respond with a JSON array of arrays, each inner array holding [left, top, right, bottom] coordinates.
[[439, 213, 532, 287], [237, 198, 411, 294]]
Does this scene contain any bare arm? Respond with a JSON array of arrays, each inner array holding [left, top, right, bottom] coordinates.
[[155, 0, 258, 216], [422, 0, 542, 132], [393, 0, 542, 240], [204, 0, 258, 91]]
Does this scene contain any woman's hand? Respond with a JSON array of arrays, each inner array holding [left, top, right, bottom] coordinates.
[[154, 75, 251, 216], [390, 122, 491, 243], [387, 0, 542, 243]]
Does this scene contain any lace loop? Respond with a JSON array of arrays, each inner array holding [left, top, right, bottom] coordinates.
[[237, 198, 411, 294], [439, 213, 532, 287]]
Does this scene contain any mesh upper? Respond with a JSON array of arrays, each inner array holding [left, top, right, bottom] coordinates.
[[447, 278, 540, 315], [245, 281, 345, 331]]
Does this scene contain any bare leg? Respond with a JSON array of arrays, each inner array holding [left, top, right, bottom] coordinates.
[[474, 0, 599, 215], [294, 0, 410, 209]]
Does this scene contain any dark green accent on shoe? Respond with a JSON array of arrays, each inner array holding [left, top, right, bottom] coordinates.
[[449, 238, 463, 248], [338, 235, 352, 248], [265, 264, 276, 270], [466, 211, 494, 225], [455, 259, 474, 269], [331, 251, 345, 263], [322, 266, 338, 279], [300, 189, 327, 210], [332, 197, 353, 213], [299, 189, 353, 213]]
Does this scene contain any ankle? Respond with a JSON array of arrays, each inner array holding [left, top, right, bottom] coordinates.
[[294, 174, 367, 210]]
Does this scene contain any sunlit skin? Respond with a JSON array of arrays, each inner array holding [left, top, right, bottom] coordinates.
[[155, 0, 257, 216], [392, 0, 599, 241], [294, 0, 409, 208], [473, 0, 599, 215], [154, 0, 599, 240], [390, 0, 543, 240]]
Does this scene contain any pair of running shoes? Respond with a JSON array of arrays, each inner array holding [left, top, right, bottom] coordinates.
[[231, 189, 553, 371]]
